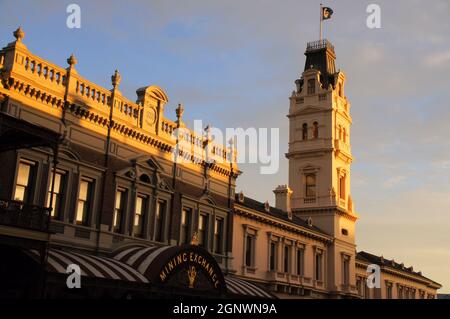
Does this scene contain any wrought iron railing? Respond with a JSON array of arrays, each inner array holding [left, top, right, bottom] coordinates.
[[0, 199, 51, 232], [306, 39, 335, 53]]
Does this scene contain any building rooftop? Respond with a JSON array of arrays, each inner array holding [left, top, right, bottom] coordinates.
[[357, 251, 441, 287], [234, 194, 328, 236]]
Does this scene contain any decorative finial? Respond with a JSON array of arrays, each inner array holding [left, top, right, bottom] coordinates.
[[176, 103, 184, 121], [190, 232, 199, 246], [111, 69, 121, 89], [67, 53, 77, 67], [13, 27, 25, 42], [264, 201, 270, 212]]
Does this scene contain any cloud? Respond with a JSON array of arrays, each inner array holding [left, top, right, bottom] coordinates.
[[424, 52, 450, 67], [382, 175, 407, 189]]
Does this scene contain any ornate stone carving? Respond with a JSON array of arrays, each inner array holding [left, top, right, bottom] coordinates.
[[13, 27, 25, 42]]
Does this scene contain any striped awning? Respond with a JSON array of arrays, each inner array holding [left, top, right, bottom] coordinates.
[[112, 244, 171, 279], [225, 276, 276, 299], [26, 248, 149, 284]]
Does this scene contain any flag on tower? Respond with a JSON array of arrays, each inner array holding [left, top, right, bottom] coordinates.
[[322, 7, 333, 20]]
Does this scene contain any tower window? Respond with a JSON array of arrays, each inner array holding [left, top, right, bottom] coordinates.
[[302, 123, 308, 140], [343, 128, 347, 143], [342, 255, 350, 286], [313, 122, 319, 139], [307, 79, 315, 95], [305, 174, 316, 198], [339, 175, 346, 200]]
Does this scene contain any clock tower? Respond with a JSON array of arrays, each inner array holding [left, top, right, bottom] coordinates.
[[286, 39, 358, 297]]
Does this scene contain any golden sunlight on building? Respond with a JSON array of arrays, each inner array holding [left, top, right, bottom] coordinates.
[[0, 28, 441, 299]]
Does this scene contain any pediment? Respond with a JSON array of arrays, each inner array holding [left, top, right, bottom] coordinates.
[[131, 154, 165, 172], [199, 194, 217, 206]]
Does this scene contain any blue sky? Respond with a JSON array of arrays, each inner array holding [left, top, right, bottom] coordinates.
[[1, 0, 450, 292]]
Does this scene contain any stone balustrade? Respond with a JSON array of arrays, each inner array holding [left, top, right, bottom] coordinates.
[[0, 27, 237, 171]]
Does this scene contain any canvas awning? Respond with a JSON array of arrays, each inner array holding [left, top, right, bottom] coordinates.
[[25, 248, 149, 284], [225, 276, 277, 299]]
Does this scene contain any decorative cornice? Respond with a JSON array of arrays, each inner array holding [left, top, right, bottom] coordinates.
[[2, 75, 236, 177]]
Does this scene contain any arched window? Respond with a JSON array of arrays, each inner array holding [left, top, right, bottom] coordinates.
[[302, 123, 308, 140], [305, 174, 316, 198], [307, 79, 315, 95], [139, 174, 151, 184], [313, 122, 319, 139]]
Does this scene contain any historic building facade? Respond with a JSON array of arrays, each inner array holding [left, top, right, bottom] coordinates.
[[0, 28, 442, 299], [0, 27, 274, 299], [229, 39, 441, 299]]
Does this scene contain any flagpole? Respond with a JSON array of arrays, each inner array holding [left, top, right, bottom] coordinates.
[[320, 3, 323, 42]]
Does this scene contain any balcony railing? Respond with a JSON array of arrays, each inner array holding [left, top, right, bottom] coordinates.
[[306, 39, 335, 54], [0, 199, 51, 232]]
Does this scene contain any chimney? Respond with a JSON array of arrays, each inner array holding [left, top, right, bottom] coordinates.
[[273, 185, 293, 213]]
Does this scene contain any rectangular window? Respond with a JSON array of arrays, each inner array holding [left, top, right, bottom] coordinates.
[[134, 195, 146, 237], [387, 285, 393, 299], [305, 174, 316, 198], [14, 160, 36, 203], [357, 278, 362, 296], [47, 170, 66, 219], [296, 248, 305, 276], [155, 200, 166, 242], [113, 189, 127, 233], [180, 208, 192, 244], [365, 282, 371, 299], [307, 79, 315, 95], [340, 175, 346, 200], [269, 242, 277, 271], [76, 178, 93, 225], [198, 213, 208, 248], [315, 252, 323, 281], [245, 235, 254, 267], [284, 246, 290, 273], [214, 217, 224, 254], [343, 255, 350, 286]]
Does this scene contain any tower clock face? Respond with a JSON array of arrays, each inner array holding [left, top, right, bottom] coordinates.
[[145, 108, 157, 126]]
